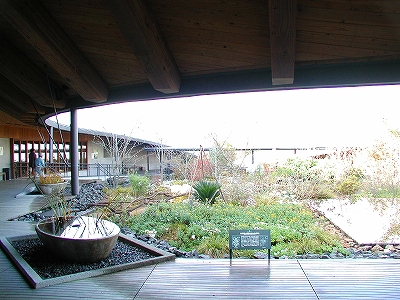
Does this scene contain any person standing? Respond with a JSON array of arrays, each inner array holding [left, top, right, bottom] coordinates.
[[28, 148, 36, 178], [35, 154, 45, 177]]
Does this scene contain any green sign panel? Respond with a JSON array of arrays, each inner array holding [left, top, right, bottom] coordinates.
[[229, 229, 271, 250]]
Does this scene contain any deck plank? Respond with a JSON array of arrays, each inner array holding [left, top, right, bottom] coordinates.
[[135, 259, 317, 299], [0, 256, 156, 299], [300, 260, 400, 300]]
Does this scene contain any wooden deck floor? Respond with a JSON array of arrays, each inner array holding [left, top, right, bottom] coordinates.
[[1, 179, 400, 299]]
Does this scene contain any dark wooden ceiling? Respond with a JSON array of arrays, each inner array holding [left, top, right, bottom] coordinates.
[[1, 0, 400, 126]]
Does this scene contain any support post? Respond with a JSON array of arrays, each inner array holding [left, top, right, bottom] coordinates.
[[49, 126, 53, 163], [70, 108, 79, 195]]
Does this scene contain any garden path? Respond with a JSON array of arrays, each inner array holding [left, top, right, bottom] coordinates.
[[317, 198, 400, 244]]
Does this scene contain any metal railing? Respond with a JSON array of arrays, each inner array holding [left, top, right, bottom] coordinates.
[[13, 162, 149, 180]]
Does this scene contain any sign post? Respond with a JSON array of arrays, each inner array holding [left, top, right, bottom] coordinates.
[[229, 229, 271, 261]]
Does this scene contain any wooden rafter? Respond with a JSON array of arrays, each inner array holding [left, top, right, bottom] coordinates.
[[0, 36, 64, 109], [0, 0, 109, 103], [269, 0, 297, 85], [105, 0, 181, 94], [0, 75, 45, 114], [0, 94, 29, 119]]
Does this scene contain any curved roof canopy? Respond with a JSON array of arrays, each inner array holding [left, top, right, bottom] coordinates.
[[1, 0, 400, 126]]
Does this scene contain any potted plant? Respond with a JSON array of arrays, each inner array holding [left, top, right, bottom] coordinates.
[[34, 176, 120, 263], [35, 214, 120, 263], [36, 172, 68, 195]]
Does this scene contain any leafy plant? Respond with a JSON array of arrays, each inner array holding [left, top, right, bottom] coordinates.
[[196, 234, 229, 258], [367, 185, 400, 198], [336, 175, 360, 196], [38, 172, 63, 184], [43, 192, 72, 219], [192, 180, 221, 204], [268, 158, 336, 201], [271, 158, 319, 182], [128, 172, 150, 196]]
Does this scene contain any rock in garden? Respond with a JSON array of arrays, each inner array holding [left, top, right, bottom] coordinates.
[[253, 251, 270, 259], [186, 249, 199, 258], [371, 244, 384, 252], [358, 245, 372, 251], [385, 244, 396, 252]]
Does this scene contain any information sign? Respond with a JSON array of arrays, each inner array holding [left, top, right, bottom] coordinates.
[[229, 229, 271, 260]]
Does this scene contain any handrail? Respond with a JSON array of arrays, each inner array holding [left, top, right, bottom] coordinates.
[[12, 162, 150, 179]]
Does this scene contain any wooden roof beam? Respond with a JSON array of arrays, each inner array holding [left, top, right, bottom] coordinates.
[[0, 75, 45, 114], [0, 94, 30, 119], [105, 0, 181, 94], [0, 0, 109, 103], [0, 36, 64, 109], [269, 0, 297, 85]]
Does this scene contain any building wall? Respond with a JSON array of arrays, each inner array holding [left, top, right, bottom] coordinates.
[[87, 140, 107, 165], [0, 125, 46, 140], [0, 138, 11, 179], [87, 140, 163, 173], [0, 123, 172, 178]]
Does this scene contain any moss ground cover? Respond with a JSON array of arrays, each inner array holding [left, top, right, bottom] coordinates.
[[112, 201, 347, 258]]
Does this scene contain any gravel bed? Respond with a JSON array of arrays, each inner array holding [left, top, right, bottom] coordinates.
[[12, 182, 106, 222], [11, 238, 156, 279]]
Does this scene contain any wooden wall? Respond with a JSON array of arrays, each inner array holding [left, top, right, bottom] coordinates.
[[0, 124, 92, 142]]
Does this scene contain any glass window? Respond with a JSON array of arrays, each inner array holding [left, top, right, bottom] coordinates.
[[14, 140, 88, 167]]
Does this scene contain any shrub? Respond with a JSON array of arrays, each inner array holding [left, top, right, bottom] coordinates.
[[220, 178, 255, 206], [192, 180, 221, 204], [346, 167, 365, 179], [336, 175, 361, 196], [363, 184, 400, 199], [196, 234, 229, 258], [128, 172, 150, 196], [269, 158, 336, 201], [271, 158, 319, 182]]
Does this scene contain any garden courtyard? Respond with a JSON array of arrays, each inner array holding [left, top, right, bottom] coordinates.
[[1, 177, 400, 299], [2, 132, 400, 298], [95, 135, 400, 259]]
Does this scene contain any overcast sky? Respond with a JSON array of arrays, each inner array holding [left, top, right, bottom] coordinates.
[[50, 84, 400, 149]]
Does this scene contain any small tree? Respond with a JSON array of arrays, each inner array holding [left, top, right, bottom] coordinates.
[[208, 137, 250, 180], [93, 132, 144, 187], [147, 141, 179, 183]]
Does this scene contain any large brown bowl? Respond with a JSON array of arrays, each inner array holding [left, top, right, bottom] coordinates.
[[35, 216, 120, 263]]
